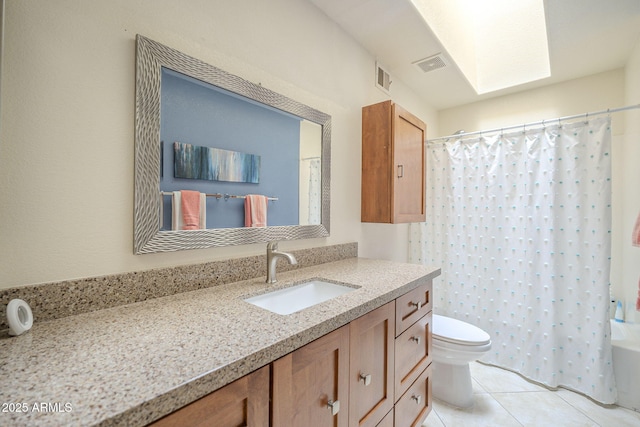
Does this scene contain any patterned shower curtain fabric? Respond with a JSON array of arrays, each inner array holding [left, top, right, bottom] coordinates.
[[410, 117, 617, 403], [308, 159, 321, 224]]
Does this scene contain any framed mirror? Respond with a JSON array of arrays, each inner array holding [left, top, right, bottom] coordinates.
[[134, 35, 330, 254]]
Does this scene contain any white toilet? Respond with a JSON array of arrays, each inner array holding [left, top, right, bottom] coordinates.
[[432, 314, 492, 408]]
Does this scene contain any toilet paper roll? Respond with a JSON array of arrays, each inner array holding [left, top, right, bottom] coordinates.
[[6, 299, 33, 336]]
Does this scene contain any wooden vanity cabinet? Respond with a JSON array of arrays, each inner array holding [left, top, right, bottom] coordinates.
[[148, 280, 434, 427], [148, 364, 270, 427], [361, 100, 426, 224], [272, 325, 350, 427], [348, 302, 395, 427]]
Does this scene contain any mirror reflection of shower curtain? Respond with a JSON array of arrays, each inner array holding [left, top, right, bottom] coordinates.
[[308, 159, 321, 224], [410, 117, 617, 404]]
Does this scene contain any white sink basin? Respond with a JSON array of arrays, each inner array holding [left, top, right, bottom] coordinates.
[[244, 280, 356, 315]]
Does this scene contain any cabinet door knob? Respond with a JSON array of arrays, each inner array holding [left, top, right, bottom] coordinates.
[[410, 301, 422, 310], [327, 399, 340, 416], [411, 394, 422, 405], [410, 336, 421, 345], [359, 373, 372, 386]]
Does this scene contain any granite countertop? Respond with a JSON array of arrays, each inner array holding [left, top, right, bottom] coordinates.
[[0, 258, 440, 427]]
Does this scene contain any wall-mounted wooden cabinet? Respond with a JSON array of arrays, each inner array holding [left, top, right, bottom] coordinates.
[[362, 100, 426, 224]]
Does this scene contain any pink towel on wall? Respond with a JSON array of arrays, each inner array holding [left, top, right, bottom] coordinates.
[[244, 195, 268, 227], [181, 190, 201, 230], [636, 277, 640, 311], [633, 211, 640, 247]]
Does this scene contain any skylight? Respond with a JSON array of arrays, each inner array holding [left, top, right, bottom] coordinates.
[[410, 0, 550, 94]]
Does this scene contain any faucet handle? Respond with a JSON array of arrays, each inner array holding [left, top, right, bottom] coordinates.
[[267, 241, 278, 251]]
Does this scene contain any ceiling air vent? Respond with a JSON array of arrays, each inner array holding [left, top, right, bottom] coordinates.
[[414, 53, 447, 73], [375, 62, 391, 94]]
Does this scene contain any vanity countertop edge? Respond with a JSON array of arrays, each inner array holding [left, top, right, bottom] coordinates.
[[0, 257, 440, 427]]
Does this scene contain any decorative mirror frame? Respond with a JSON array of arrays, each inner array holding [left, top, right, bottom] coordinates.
[[134, 35, 330, 254]]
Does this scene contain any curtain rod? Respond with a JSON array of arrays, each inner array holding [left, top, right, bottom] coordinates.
[[427, 104, 640, 143]]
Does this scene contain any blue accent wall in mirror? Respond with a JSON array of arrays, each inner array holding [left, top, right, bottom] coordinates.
[[160, 68, 299, 229]]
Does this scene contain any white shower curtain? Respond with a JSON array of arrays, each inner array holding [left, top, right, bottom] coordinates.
[[410, 117, 617, 403], [308, 159, 321, 224]]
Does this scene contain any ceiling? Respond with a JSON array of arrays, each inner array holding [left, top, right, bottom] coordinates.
[[310, 0, 640, 110]]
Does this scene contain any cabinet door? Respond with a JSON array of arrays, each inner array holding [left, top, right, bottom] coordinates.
[[362, 100, 393, 223], [376, 409, 394, 427], [149, 364, 269, 427], [273, 325, 350, 427], [349, 302, 395, 427], [392, 103, 426, 224]]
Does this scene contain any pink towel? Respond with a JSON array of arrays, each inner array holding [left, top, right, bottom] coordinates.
[[633, 211, 640, 247], [181, 190, 201, 230], [244, 195, 268, 227]]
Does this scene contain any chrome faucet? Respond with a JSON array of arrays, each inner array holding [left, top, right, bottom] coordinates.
[[266, 242, 297, 284]]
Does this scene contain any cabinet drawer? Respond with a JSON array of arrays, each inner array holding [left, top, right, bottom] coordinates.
[[394, 313, 431, 401], [394, 364, 432, 427], [395, 280, 432, 336]]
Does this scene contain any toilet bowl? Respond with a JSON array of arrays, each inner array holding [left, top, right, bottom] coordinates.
[[431, 314, 492, 408]]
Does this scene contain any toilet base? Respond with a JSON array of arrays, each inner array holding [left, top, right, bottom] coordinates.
[[432, 361, 474, 408]]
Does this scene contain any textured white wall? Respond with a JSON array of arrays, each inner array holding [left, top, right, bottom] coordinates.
[[438, 70, 626, 137], [0, 0, 438, 289], [5, 0, 633, 295]]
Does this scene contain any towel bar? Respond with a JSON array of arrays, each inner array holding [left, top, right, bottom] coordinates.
[[161, 191, 277, 201]]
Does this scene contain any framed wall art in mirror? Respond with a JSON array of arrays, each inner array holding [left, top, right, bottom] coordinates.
[[134, 35, 330, 254]]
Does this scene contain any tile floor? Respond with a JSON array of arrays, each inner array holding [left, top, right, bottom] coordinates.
[[423, 362, 640, 427]]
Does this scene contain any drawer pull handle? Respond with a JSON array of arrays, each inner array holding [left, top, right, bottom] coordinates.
[[411, 394, 422, 405], [397, 164, 404, 178], [327, 399, 340, 416], [410, 336, 421, 345], [360, 373, 372, 386], [410, 301, 422, 310]]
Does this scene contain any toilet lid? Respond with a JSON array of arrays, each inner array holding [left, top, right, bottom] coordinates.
[[432, 314, 491, 346]]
